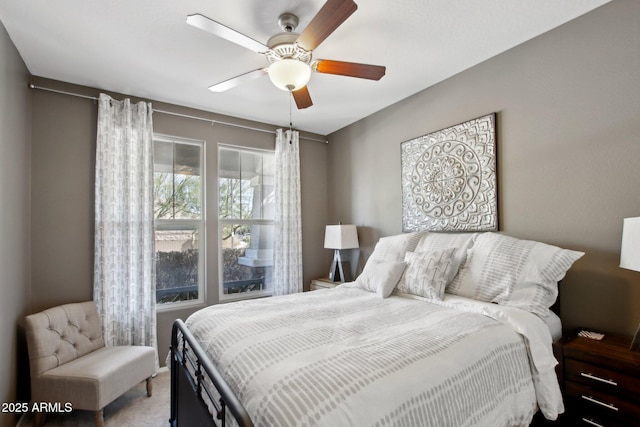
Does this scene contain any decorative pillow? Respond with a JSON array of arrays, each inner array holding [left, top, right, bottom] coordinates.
[[447, 232, 584, 317], [413, 232, 477, 283], [352, 259, 407, 298], [369, 232, 425, 263], [395, 248, 458, 300]]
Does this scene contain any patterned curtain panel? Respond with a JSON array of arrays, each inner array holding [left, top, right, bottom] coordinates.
[[273, 129, 303, 295], [93, 93, 158, 365]]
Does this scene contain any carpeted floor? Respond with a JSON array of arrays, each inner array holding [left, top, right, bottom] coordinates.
[[19, 370, 170, 427]]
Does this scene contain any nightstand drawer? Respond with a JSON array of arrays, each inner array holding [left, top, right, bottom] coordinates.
[[565, 358, 640, 398], [566, 381, 640, 426]]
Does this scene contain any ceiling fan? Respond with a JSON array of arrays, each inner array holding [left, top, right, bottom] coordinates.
[[186, 0, 386, 109]]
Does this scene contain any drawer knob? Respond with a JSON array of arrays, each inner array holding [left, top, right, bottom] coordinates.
[[580, 372, 618, 386], [581, 395, 619, 412], [582, 418, 604, 427]]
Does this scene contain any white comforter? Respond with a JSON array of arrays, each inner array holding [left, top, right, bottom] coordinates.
[[185, 287, 563, 427]]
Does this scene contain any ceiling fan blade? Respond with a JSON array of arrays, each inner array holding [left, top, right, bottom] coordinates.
[[292, 86, 313, 109], [296, 0, 358, 51], [313, 59, 386, 80], [208, 69, 268, 92], [187, 14, 269, 54]]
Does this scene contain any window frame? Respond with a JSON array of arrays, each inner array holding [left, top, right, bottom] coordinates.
[[154, 134, 207, 312], [218, 143, 275, 303]]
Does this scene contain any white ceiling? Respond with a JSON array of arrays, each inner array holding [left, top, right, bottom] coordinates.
[[0, 0, 609, 135]]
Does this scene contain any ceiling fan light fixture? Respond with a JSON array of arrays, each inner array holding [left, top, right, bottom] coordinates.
[[268, 59, 311, 91]]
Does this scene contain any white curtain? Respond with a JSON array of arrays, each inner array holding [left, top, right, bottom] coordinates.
[[93, 93, 158, 364], [273, 129, 303, 295]]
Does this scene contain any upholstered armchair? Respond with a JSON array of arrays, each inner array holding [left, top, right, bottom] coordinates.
[[25, 301, 156, 427]]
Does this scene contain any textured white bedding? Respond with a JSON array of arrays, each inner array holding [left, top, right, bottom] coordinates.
[[185, 287, 563, 427], [544, 310, 563, 342]]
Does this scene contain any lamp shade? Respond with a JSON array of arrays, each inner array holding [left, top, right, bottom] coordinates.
[[620, 216, 640, 272], [268, 59, 311, 91], [324, 224, 359, 250]]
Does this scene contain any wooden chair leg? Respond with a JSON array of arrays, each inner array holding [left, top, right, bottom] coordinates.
[[94, 409, 105, 427], [146, 376, 153, 397], [34, 412, 44, 427]]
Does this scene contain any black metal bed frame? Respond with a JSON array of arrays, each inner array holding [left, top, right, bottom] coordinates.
[[170, 320, 254, 427]]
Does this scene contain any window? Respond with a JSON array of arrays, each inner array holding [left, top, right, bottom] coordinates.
[[154, 135, 205, 307], [218, 145, 275, 300]]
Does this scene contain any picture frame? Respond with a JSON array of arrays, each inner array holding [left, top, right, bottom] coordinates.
[[401, 113, 498, 232]]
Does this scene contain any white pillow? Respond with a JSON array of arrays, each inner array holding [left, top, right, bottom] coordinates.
[[352, 259, 407, 298], [396, 249, 458, 300], [447, 232, 584, 316], [369, 232, 425, 263], [413, 232, 477, 283]]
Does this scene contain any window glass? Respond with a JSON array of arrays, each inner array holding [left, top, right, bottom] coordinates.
[[219, 146, 275, 300], [154, 136, 205, 306]]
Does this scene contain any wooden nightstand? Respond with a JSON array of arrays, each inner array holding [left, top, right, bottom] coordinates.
[[560, 331, 640, 426], [309, 277, 341, 291]]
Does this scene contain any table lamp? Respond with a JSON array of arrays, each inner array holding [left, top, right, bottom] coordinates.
[[620, 216, 640, 351], [324, 224, 359, 282]]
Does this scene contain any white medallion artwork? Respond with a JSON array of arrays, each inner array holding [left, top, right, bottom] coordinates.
[[401, 113, 497, 231]]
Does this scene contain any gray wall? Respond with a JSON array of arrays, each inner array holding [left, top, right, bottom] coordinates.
[[29, 77, 329, 366], [328, 0, 640, 336], [0, 21, 31, 427]]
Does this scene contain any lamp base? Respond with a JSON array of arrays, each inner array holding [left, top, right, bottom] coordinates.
[[328, 249, 352, 282]]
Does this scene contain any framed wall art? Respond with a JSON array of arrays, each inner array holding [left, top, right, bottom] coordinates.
[[401, 113, 497, 232]]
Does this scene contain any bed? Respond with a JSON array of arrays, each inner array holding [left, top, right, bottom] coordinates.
[[170, 231, 583, 427]]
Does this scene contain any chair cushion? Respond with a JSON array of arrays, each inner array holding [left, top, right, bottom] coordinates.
[[31, 345, 156, 411]]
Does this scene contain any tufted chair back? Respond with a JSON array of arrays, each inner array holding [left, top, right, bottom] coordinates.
[[25, 301, 105, 377]]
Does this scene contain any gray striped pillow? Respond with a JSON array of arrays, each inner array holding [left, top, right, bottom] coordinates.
[[413, 232, 477, 284], [396, 249, 458, 300], [447, 232, 584, 316]]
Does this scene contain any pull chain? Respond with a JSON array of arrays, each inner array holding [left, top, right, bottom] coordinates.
[[289, 91, 293, 133], [288, 91, 293, 143]]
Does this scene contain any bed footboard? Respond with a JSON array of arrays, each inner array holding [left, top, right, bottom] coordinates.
[[170, 319, 254, 427]]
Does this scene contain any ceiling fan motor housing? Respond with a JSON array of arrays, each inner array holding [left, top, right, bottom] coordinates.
[[278, 13, 299, 32], [266, 32, 311, 64]]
